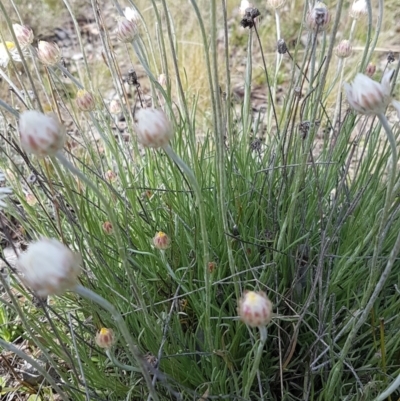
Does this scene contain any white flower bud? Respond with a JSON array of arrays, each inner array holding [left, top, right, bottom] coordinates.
[[134, 108, 173, 149], [350, 0, 368, 20], [344, 70, 400, 118], [239, 0, 253, 16], [37, 41, 60, 66], [75, 89, 96, 112], [19, 110, 66, 157], [16, 238, 81, 297], [124, 7, 140, 24], [158, 73, 167, 87], [12, 24, 34, 47], [116, 17, 138, 43], [335, 40, 352, 58], [238, 291, 273, 328], [109, 99, 122, 115]]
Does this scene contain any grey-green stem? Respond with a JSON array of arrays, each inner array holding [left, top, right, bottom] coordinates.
[[243, 326, 268, 399], [74, 285, 159, 400], [162, 144, 212, 352], [105, 348, 141, 372]]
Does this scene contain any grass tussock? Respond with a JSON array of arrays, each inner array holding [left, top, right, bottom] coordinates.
[[0, 0, 400, 400]]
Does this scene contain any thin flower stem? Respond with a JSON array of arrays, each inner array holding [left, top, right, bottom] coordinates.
[[0, 98, 19, 117], [54, 152, 147, 315], [243, 326, 268, 399], [162, 144, 212, 351], [253, 23, 279, 133], [105, 348, 141, 372], [326, 112, 399, 393], [0, 339, 70, 401], [74, 285, 159, 400], [273, 9, 282, 103]]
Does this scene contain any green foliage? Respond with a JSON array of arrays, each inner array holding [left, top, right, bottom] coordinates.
[[0, 0, 399, 400]]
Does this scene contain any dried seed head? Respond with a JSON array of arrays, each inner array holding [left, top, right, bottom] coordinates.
[[95, 328, 116, 349], [387, 52, 395, 64], [240, 7, 260, 28], [306, 2, 330, 32], [350, 0, 368, 19], [238, 290, 273, 328], [37, 41, 61, 66], [277, 39, 288, 54], [335, 40, 352, 59]]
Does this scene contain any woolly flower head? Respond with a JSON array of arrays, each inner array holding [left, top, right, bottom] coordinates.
[[12, 24, 34, 47], [124, 7, 140, 24], [350, 0, 368, 19], [19, 110, 66, 157], [344, 70, 400, 118], [16, 238, 81, 297], [134, 108, 173, 148]]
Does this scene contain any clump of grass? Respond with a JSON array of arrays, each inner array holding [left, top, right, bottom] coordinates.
[[0, 0, 400, 400]]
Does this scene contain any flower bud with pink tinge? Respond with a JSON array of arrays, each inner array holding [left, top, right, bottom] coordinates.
[[75, 89, 95, 112], [365, 63, 376, 77], [153, 231, 171, 250], [344, 70, 400, 119], [12, 24, 34, 47], [335, 40, 352, 59], [135, 108, 173, 149], [37, 41, 60, 66], [238, 290, 273, 328], [95, 328, 116, 349], [116, 17, 138, 43], [19, 110, 66, 157]]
